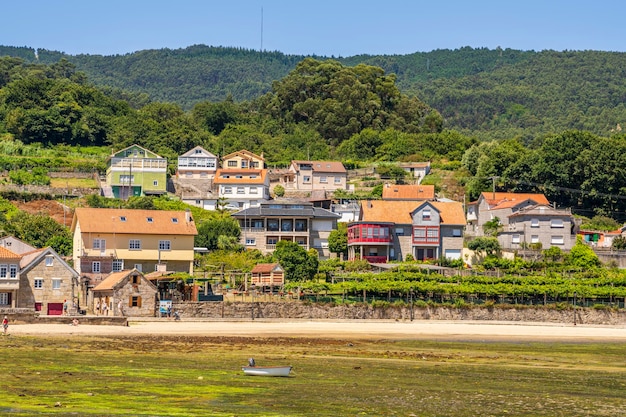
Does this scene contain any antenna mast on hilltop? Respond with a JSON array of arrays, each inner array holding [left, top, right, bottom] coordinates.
[[260, 7, 264, 52]]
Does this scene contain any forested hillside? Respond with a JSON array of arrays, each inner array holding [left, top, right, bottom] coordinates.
[[3, 45, 625, 140], [1, 49, 626, 221]]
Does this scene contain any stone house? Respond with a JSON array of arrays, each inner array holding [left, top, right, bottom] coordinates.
[[18, 247, 79, 315], [92, 269, 157, 317], [498, 204, 576, 250]]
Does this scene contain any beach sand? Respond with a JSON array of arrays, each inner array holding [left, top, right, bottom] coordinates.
[[8, 319, 626, 342]]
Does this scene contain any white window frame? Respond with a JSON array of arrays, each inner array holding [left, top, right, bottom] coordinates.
[[551, 235, 565, 245], [530, 218, 540, 228], [0, 265, 7, 278], [320, 176, 327, 183], [153, 180, 158, 186], [530, 235, 539, 244], [512, 234, 521, 244], [250, 187, 258, 194], [237, 186, 245, 194], [129, 239, 141, 250], [334, 176, 342, 184], [9, 264, 17, 279], [92, 261, 101, 273], [52, 279, 61, 290], [159, 240, 171, 251], [224, 186, 233, 194], [551, 219, 564, 228], [112, 260, 124, 272], [452, 229, 462, 237], [422, 209, 431, 221], [34, 278, 44, 289], [93, 238, 105, 250], [303, 175, 311, 183], [245, 238, 256, 246], [45, 256, 54, 267]]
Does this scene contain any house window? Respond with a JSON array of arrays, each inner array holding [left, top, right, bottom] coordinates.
[[34, 278, 43, 289], [0, 265, 7, 278], [147, 217, 153, 223], [224, 186, 233, 194], [112, 260, 123, 272], [120, 174, 134, 184], [531, 218, 539, 228], [93, 238, 105, 250], [52, 279, 61, 290], [153, 180, 158, 186], [296, 237, 307, 245], [295, 219, 307, 232], [45, 256, 54, 266], [320, 176, 327, 183], [241, 161, 248, 168], [281, 219, 293, 231], [120, 216, 127, 222], [227, 160, 237, 167], [267, 219, 279, 231], [395, 228, 404, 236], [250, 187, 258, 194], [422, 209, 431, 221], [130, 296, 141, 307], [551, 219, 564, 228], [245, 238, 256, 246], [132, 275, 141, 285], [129, 239, 141, 250], [303, 176, 311, 183], [159, 240, 171, 250], [237, 187, 245, 194], [0, 293, 7, 305], [251, 161, 259, 168], [531, 235, 539, 244], [92, 262, 101, 273], [171, 218, 178, 223], [334, 177, 341, 184], [452, 229, 462, 237], [512, 234, 521, 244], [414, 228, 426, 238], [551, 235, 564, 245], [266, 237, 278, 245], [9, 265, 17, 279]]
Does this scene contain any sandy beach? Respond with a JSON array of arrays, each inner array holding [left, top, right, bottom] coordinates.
[[8, 319, 626, 342]]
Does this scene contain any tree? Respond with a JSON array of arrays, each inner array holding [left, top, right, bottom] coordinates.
[[612, 236, 626, 250], [568, 236, 601, 269], [195, 216, 241, 251], [1, 211, 72, 255], [467, 237, 500, 257], [273, 184, 285, 197], [272, 240, 318, 282], [482, 217, 501, 237], [328, 223, 348, 258]]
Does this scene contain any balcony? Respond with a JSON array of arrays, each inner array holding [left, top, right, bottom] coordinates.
[[348, 236, 393, 244]]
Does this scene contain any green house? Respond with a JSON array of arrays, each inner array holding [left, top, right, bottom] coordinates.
[[105, 144, 167, 199]]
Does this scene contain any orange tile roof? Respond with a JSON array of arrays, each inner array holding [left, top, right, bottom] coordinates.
[[0, 246, 21, 260], [382, 184, 435, 200], [93, 270, 133, 291], [480, 192, 549, 208], [72, 208, 197, 235], [213, 169, 267, 184], [360, 200, 465, 225]]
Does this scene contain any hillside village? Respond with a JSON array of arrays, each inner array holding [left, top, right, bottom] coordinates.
[[1, 140, 625, 320]]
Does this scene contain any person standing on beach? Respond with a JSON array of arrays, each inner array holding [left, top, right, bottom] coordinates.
[[63, 299, 69, 315], [2, 316, 8, 335], [95, 299, 100, 316]]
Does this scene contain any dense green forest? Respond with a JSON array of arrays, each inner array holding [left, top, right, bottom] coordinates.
[[1, 48, 626, 221], [2, 45, 625, 140]]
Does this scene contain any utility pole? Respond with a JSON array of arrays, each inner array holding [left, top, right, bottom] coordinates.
[[488, 176, 500, 201]]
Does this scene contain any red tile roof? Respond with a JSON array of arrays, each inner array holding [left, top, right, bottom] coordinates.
[[251, 263, 283, 273], [291, 160, 347, 173], [0, 246, 21, 260], [360, 200, 465, 225]]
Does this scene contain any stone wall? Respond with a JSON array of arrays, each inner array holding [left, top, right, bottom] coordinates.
[[173, 301, 626, 325]]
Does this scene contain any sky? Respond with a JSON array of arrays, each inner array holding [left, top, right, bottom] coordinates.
[[2, 0, 625, 57]]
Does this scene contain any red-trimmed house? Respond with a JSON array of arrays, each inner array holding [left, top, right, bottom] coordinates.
[[347, 200, 466, 263]]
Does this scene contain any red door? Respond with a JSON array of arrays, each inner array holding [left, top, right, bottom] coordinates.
[[48, 303, 63, 315], [35, 303, 42, 311]]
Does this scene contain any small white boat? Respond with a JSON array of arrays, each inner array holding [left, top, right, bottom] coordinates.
[[241, 365, 293, 377]]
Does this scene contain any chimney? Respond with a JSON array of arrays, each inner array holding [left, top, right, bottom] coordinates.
[[185, 208, 191, 223]]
